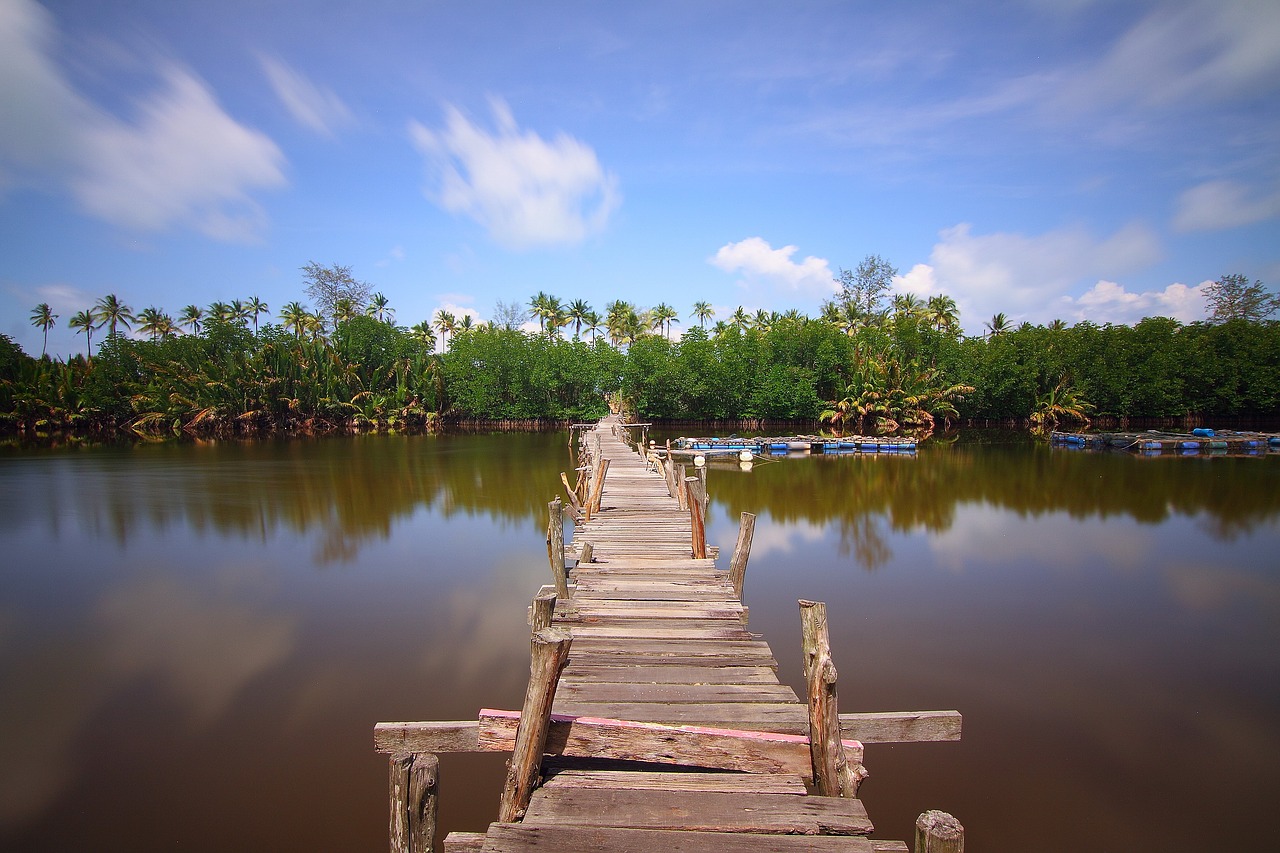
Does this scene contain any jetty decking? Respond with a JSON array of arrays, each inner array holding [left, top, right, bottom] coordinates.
[[375, 415, 961, 853]]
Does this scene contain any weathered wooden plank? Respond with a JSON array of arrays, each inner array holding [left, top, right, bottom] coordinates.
[[559, 665, 781, 684], [556, 682, 799, 704], [522, 787, 873, 835], [374, 721, 480, 754], [539, 769, 807, 795], [544, 702, 816, 736], [565, 624, 752, 640], [477, 709, 861, 775], [442, 832, 486, 852], [478, 825, 893, 852], [840, 711, 963, 743]]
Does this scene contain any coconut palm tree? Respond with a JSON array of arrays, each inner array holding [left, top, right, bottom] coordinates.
[[729, 306, 750, 330], [528, 291, 554, 333], [208, 301, 234, 323], [751, 309, 773, 332], [1047, 318, 1067, 332], [247, 296, 269, 332], [410, 321, 437, 351], [367, 292, 393, 322], [651, 302, 678, 339], [985, 312, 1009, 338], [583, 310, 602, 343], [279, 301, 308, 339], [605, 300, 636, 347], [545, 300, 568, 338], [1030, 376, 1093, 431], [30, 303, 58, 357], [692, 301, 714, 329], [892, 293, 924, 319], [94, 293, 134, 338], [433, 310, 457, 347], [69, 310, 96, 356], [333, 298, 358, 326], [137, 307, 169, 340], [179, 305, 204, 335], [229, 299, 251, 326], [926, 294, 959, 334], [567, 299, 592, 340]]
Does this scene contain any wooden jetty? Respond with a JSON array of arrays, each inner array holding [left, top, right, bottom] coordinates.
[[1052, 428, 1280, 455], [375, 415, 962, 853], [671, 434, 919, 457]]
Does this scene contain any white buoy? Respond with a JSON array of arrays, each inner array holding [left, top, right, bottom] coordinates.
[[738, 449, 753, 462], [693, 454, 706, 467], [739, 460, 754, 471]]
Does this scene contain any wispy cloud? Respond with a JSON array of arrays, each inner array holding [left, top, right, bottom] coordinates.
[[259, 55, 354, 137], [408, 97, 620, 249], [1173, 179, 1280, 232], [0, 0, 285, 241], [710, 237, 837, 298]]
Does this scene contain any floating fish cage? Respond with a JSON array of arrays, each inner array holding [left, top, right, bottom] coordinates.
[[670, 435, 918, 459], [1050, 429, 1280, 457]]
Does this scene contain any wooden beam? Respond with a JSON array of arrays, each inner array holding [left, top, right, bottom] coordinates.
[[839, 710, 962, 743], [477, 709, 862, 776], [374, 721, 480, 754]]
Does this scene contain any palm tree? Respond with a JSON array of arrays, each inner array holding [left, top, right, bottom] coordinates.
[[583, 310, 602, 343], [1031, 375, 1094, 431], [892, 293, 923, 319], [137, 307, 169, 340], [985, 312, 1009, 339], [545, 300, 568, 338], [925, 294, 959, 334], [230, 299, 251, 326], [247, 296, 269, 332], [729, 306, 750, 330], [528, 291, 553, 333], [567, 299, 592, 340], [458, 314, 474, 333], [94, 293, 134, 338], [69, 309, 95, 356], [30, 303, 58, 357], [367, 292, 393, 323], [433, 309, 457, 347], [751, 309, 774, 332], [410, 321, 437, 351], [692, 301, 714, 329], [1047, 318, 1067, 332], [279, 301, 308, 339], [179, 305, 204, 335], [651, 303, 678, 339], [605, 300, 637, 347], [208, 301, 234, 323], [332, 298, 358, 326]]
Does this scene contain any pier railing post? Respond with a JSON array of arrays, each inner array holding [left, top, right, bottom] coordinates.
[[915, 810, 964, 852], [588, 458, 610, 514], [686, 476, 707, 559], [531, 588, 557, 634], [497, 628, 573, 823], [729, 512, 756, 598], [799, 599, 861, 797], [546, 499, 568, 599], [390, 752, 439, 853]]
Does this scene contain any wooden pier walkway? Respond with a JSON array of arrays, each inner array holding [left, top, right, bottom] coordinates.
[[375, 415, 961, 853]]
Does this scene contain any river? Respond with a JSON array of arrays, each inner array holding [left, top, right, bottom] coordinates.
[[1, 431, 1277, 851]]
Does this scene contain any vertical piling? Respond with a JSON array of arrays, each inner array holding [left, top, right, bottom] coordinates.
[[915, 810, 964, 853], [497, 628, 573, 823], [686, 476, 707, 560], [728, 512, 756, 598], [390, 753, 439, 853], [799, 599, 859, 797], [546, 499, 568, 599]]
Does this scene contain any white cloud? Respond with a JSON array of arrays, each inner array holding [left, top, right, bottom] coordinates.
[[409, 98, 620, 248], [0, 0, 285, 241], [259, 55, 353, 137], [1173, 179, 1280, 232], [710, 237, 837, 298], [1058, 279, 1208, 326], [915, 221, 1163, 331]]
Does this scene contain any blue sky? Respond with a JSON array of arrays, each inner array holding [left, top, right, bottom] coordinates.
[[2, 0, 1278, 358]]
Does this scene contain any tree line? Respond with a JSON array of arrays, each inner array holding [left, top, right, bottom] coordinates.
[[3, 262, 1278, 439]]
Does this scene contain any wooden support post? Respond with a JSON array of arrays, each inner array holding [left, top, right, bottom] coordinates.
[[685, 476, 707, 560], [546, 499, 568, 599], [664, 441, 676, 498], [728, 511, 756, 598], [390, 753, 439, 853], [676, 464, 688, 511], [915, 810, 964, 853], [579, 542, 593, 565], [559, 473, 582, 512], [497, 628, 573, 823], [799, 599, 861, 797], [531, 589, 557, 634], [588, 458, 610, 513]]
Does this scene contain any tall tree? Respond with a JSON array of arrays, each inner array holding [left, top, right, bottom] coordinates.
[[137, 307, 169, 340], [926, 294, 959, 334], [1204, 273, 1279, 323], [247, 296, 269, 332], [985, 312, 1009, 338], [410, 321, 437, 351], [367, 292, 393, 322], [301, 262, 372, 327], [837, 254, 897, 320], [651, 302, 678, 338], [279, 301, 308, 338], [729, 306, 750, 330], [692, 301, 714, 329], [179, 305, 204, 335], [30, 303, 58, 357], [567, 299, 592, 340], [69, 309, 95, 356], [434, 309, 457, 347], [492, 300, 527, 330], [94, 293, 134, 338]]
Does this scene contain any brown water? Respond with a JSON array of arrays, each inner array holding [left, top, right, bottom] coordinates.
[[1, 432, 1277, 851]]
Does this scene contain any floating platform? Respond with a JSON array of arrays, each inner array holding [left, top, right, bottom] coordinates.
[[671, 435, 917, 458], [1051, 429, 1280, 456]]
